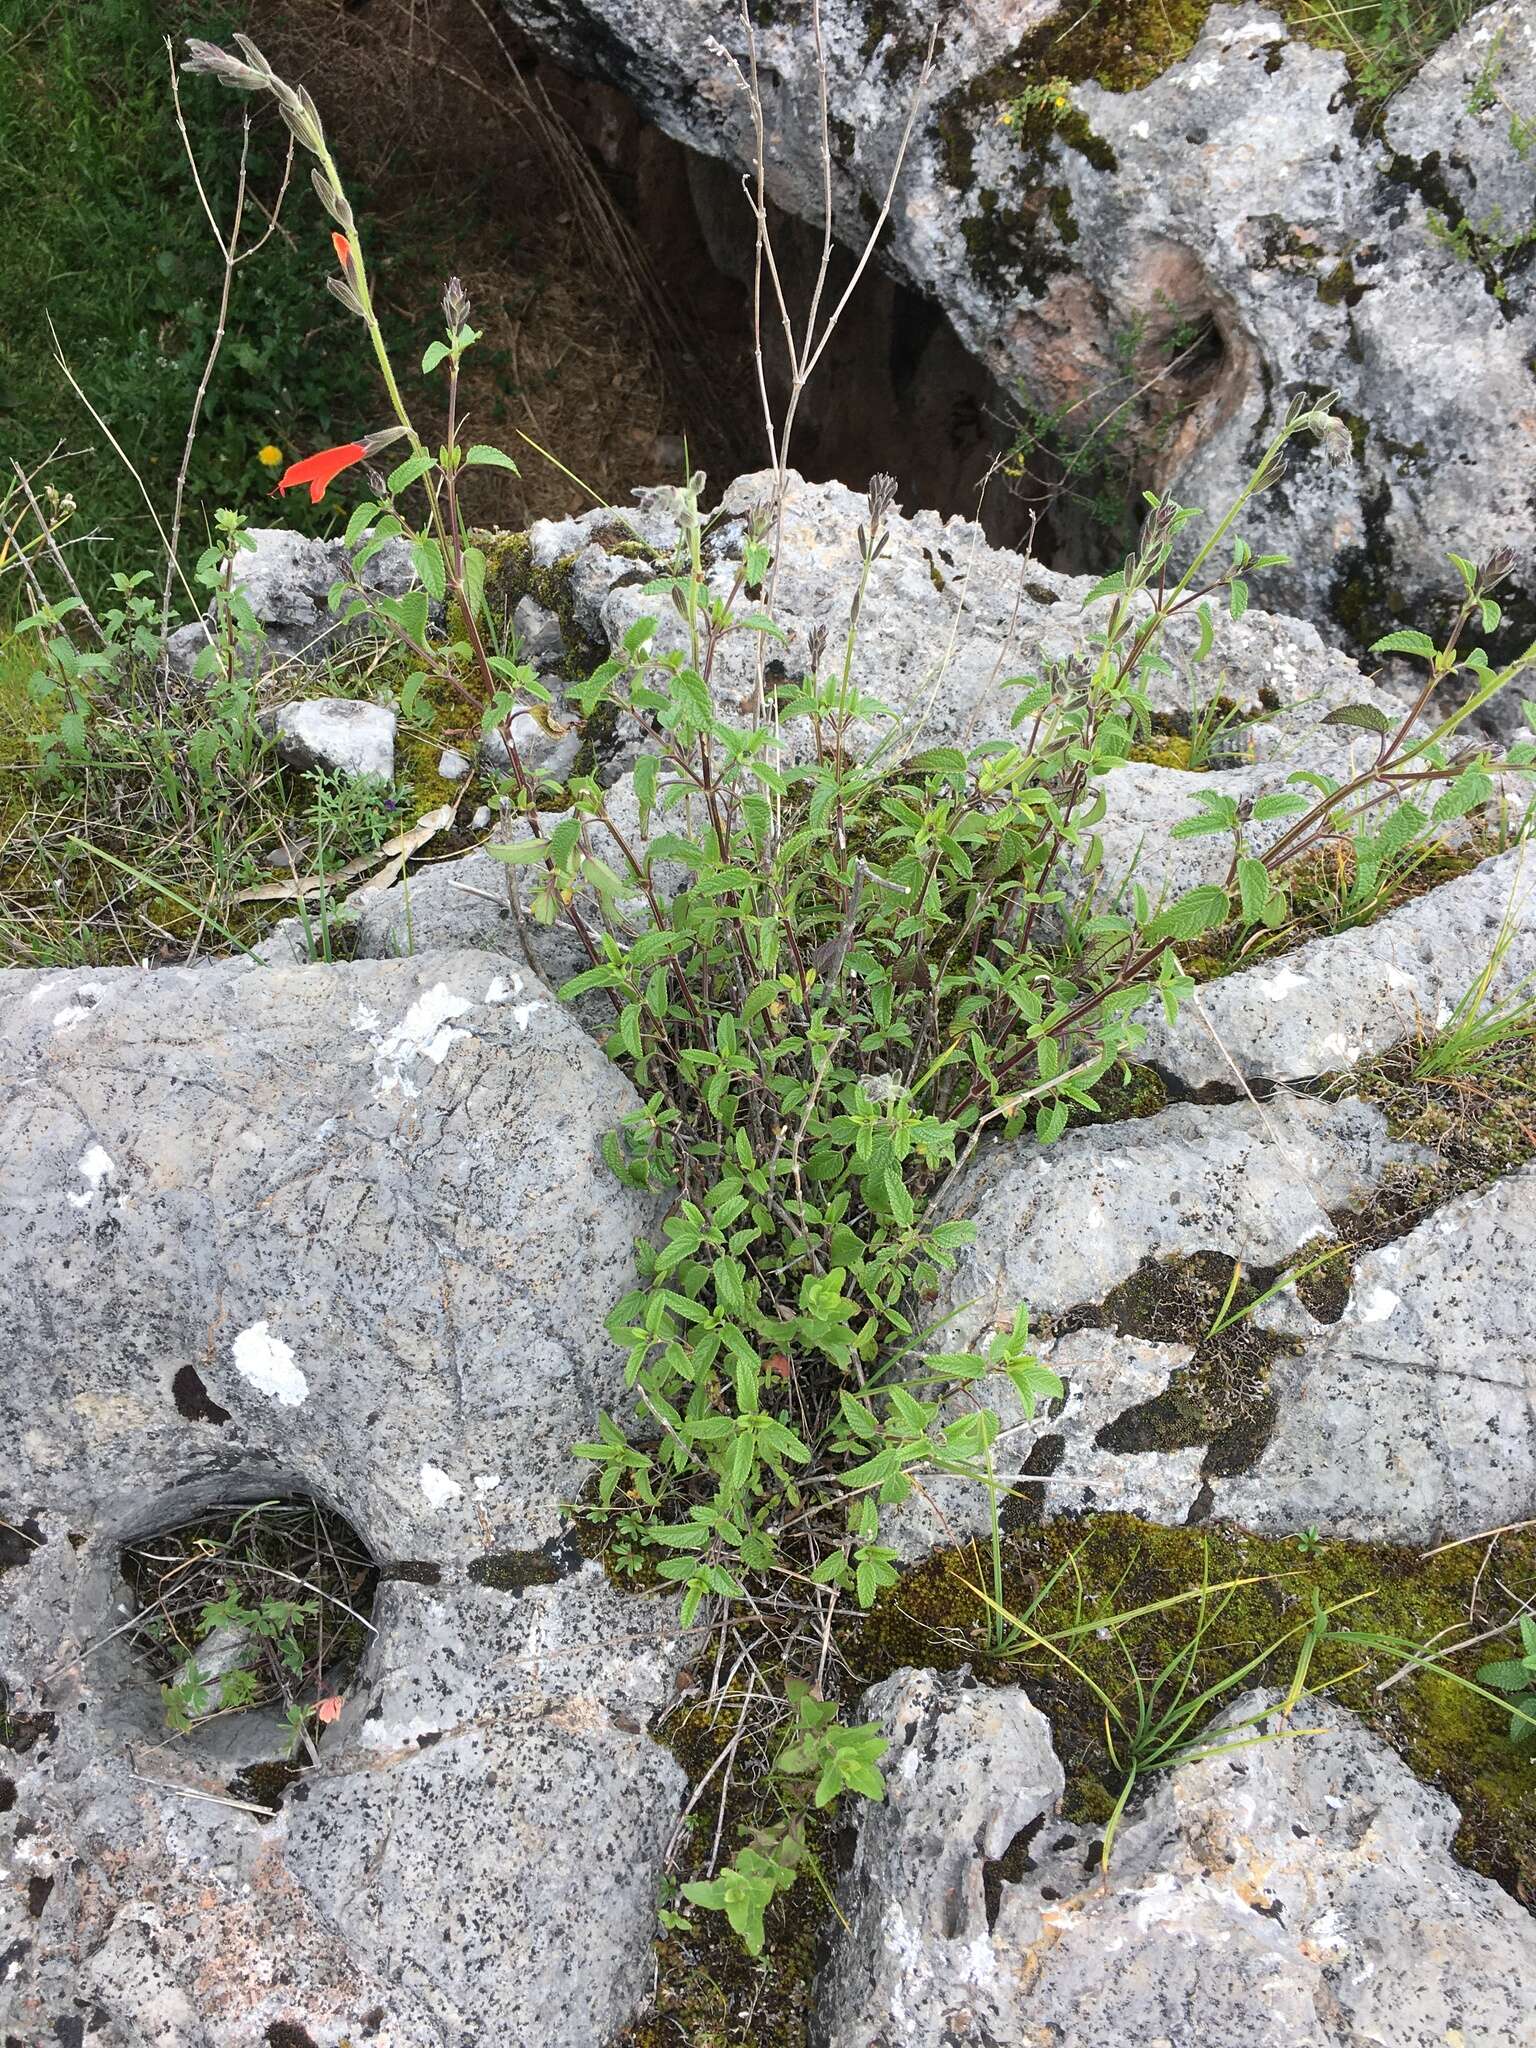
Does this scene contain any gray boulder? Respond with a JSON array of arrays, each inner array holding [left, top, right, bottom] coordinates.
[[815, 1666, 1064, 2047], [0, 950, 656, 1557], [1223, 1163, 1536, 1543], [259, 694, 397, 783], [933, 1093, 1424, 1342], [885, 1094, 1442, 1559], [818, 1679, 1536, 2048], [1137, 842, 1536, 1086], [0, 950, 684, 2045], [0, 1525, 684, 2046], [169, 525, 422, 677], [498, 0, 1536, 652]]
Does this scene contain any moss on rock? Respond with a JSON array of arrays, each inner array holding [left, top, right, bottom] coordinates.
[[847, 1513, 1536, 1900]]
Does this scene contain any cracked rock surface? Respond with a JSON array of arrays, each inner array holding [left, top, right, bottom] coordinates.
[[0, 951, 683, 2045], [817, 1675, 1536, 2048]]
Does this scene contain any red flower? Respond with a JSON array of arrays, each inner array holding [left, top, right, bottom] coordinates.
[[276, 441, 368, 503], [332, 231, 352, 270]]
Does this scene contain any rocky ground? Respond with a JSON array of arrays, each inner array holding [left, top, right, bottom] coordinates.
[[489, 0, 1536, 660], [3, 469, 1535, 2044]]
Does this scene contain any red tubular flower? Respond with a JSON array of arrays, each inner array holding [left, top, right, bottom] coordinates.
[[276, 441, 368, 503], [332, 231, 352, 270]]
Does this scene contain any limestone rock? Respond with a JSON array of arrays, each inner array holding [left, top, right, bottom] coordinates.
[[497, 0, 1536, 654], [260, 695, 397, 782], [1223, 1164, 1536, 1543], [814, 1666, 1063, 2047], [935, 1093, 1423, 1342], [0, 950, 683, 2045], [170, 526, 422, 678], [0, 950, 656, 1556], [1137, 843, 1536, 1086], [0, 1526, 684, 2046], [818, 1682, 1536, 2048]]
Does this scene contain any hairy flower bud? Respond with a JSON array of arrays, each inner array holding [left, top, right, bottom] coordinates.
[[442, 277, 472, 331]]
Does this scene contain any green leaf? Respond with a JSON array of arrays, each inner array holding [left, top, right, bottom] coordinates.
[[409, 537, 446, 602], [1369, 628, 1437, 660], [1250, 790, 1311, 823], [1227, 578, 1249, 621], [1321, 702, 1393, 735], [1236, 855, 1271, 923], [1193, 601, 1215, 663], [421, 339, 451, 375], [388, 450, 435, 494], [465, 444, 520, 473], [1145, 884, 1230, 945]]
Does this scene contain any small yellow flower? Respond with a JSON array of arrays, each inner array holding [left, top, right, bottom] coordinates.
[[1055, 94, 1068, 108], [257, 444, 284, 469]]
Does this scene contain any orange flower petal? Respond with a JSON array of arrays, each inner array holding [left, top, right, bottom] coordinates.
[[276, 441, 368, 504], [332, 231, 352, 270]]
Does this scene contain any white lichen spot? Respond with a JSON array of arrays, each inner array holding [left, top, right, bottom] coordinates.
[[232, 1320, 308, 1406], [238, 1130, 265, 1155], [52, 982, 105, 1030], [1253, 967, 1311, 1000], [485, 974, 521, 1004], [79, 1143, 116, 1189], [420, 1462, 464, 1509], [472, 1473, 503, 1494], [372, 984, 474, 1099], [351, 1003, 382, 1032], [1356, 1285, 1401, 1325], [69, 1143, 117, 1208], [1383, 964, 1416, 991]]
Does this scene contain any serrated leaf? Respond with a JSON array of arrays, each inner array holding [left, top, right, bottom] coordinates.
[[1322, 701, 1393, 735], [1369, 628, 1437, 660], [1145, 884, 1230, 945], [466, 444, 520, 473], [1236, 855, 1271, 923], [409, 537, 446, 602]]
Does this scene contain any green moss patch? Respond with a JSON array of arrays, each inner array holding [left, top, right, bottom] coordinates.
[[848, 1514, 1536, 1902]]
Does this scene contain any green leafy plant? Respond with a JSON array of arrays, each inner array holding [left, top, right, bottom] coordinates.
[[124, 1497, 375, 1754], [681, 1678, 887, 1955], [1477, 1616, 1536, 1744]]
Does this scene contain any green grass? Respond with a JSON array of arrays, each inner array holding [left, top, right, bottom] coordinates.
[[0, 0, 410, 611]]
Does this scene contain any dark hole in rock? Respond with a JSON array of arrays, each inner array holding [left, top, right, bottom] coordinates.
[[381, 1558, 442, 1585], [0, 1683, 57, 1758], [266, 2024, 320, 2048], [0, 1777, 13, 1812], [253, 0, 1075, 563], [468, 1527, 584, 1594], [117, 1494, 377, 1773], [983, 1813, 1047, 1929], [26, 1873, 54, 1918], [171, 1364, 232, 1427], [228, 1758, 306, 1815], [0, 1516, 43, 1573]]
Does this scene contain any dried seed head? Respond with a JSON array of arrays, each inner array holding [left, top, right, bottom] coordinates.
[[442, 277, 472, 331], [1313, 411, 1355, 468], [181, 38, 268, 91], [1480, 546, 1517, 591], [807, 623, 829, 674], [866, 472, 899, 533]]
